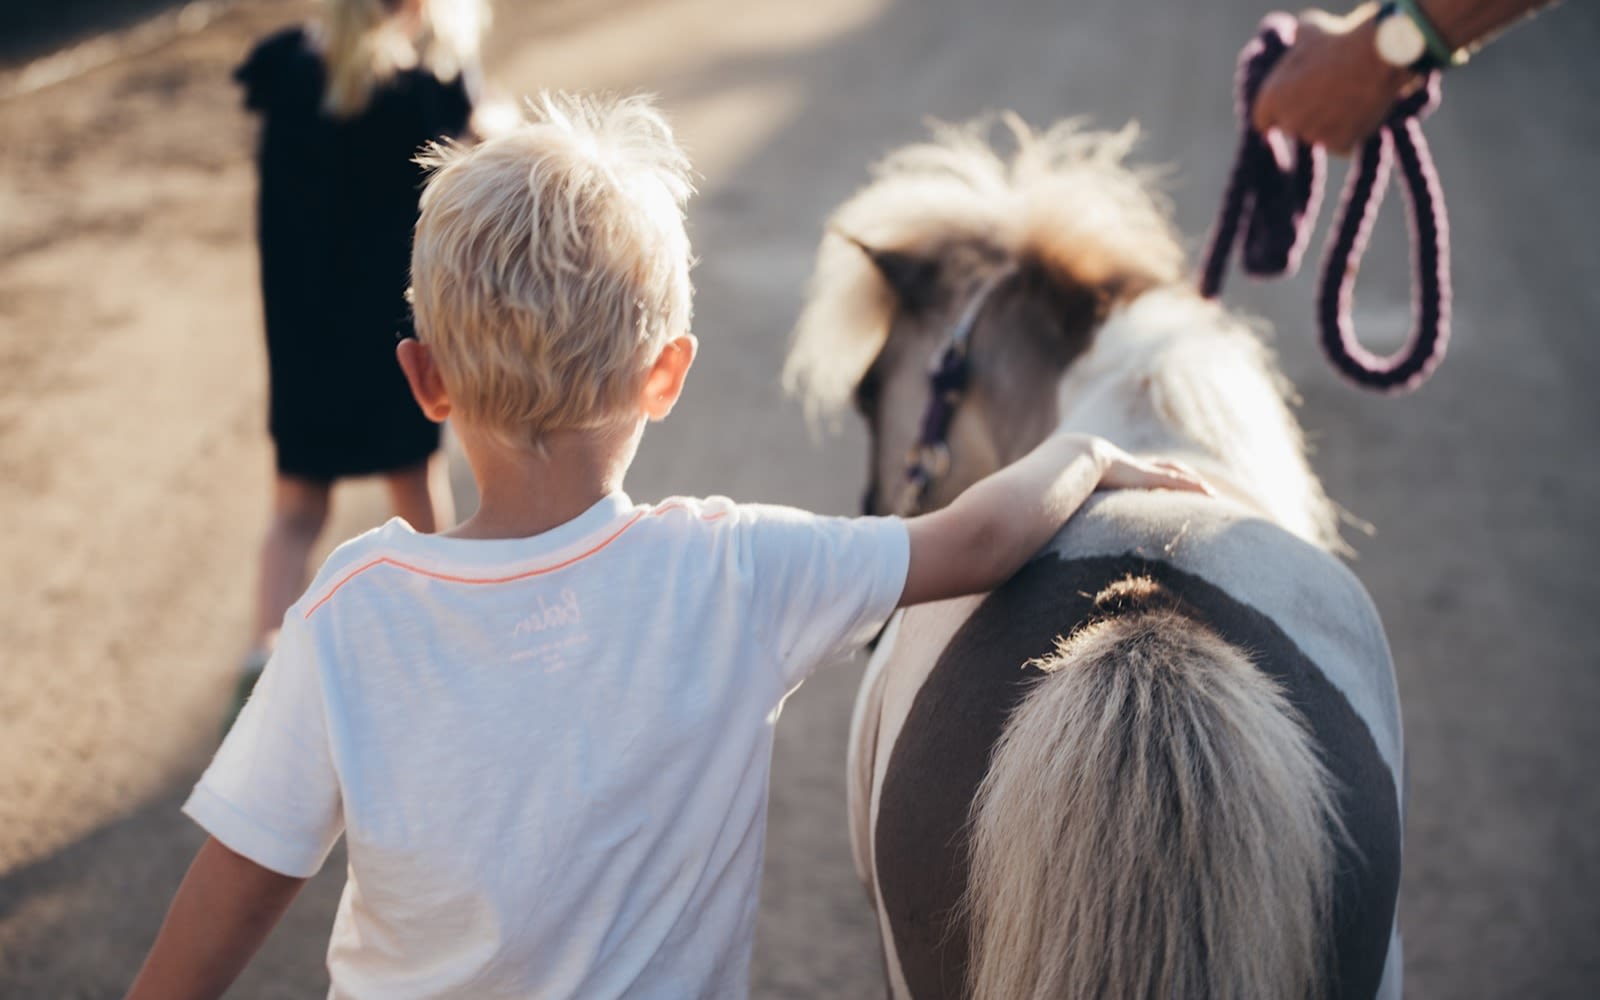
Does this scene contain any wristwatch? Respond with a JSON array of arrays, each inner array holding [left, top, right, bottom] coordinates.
[[1374, 0, 1468, 71]]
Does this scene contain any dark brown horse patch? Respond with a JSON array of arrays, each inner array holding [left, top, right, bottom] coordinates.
[[874, 553, 1402, 999]]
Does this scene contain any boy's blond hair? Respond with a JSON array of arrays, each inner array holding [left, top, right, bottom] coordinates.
[[411, 93, 695, 447]]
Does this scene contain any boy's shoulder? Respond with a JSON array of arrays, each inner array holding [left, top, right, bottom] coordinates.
[[637, 495, 844, 537], [291, 519, 420, 620], [288, 498, 860, 619], [290, 499, 741, 612], [643, 494, 739, 524], [641, 495, 895, 536], [650, 495, 843, 521]]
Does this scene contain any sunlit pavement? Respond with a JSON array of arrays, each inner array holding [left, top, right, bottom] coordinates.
[[0, 1, 1595, 995]]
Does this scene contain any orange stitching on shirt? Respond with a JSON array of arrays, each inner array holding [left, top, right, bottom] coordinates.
[[304, 504, 727, 618]]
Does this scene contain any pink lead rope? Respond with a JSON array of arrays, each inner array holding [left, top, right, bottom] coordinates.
[[1200, 13, 1453, 393]]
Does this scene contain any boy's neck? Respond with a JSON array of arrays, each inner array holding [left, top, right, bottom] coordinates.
[[447, 420, 641, 541]]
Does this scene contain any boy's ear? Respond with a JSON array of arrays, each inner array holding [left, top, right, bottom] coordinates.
[[396, 338, 452, 423], [641, 334, 698, 421]]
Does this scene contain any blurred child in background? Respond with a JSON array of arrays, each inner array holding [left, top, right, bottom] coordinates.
[[231, 0, 488, 710]]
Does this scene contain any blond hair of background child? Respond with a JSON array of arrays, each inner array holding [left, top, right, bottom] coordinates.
[[126, 93, 1209, 1000], [321, 0, 487, 117]]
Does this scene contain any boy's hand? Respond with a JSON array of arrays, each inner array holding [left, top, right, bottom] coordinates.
[[900, 434, 1213, 607], [1088, 438, 1213, 495]]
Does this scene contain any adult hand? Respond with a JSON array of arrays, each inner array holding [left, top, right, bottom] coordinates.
[[1252, 6, 1418, 156]]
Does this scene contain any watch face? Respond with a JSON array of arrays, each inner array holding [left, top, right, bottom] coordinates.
[[1376, 13, 1428, 67]]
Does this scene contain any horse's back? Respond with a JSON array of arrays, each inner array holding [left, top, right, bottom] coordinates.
[[869, 491, 1403, 998]]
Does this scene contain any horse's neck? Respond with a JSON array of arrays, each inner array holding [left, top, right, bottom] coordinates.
[[1055, 288, 1342, 552]]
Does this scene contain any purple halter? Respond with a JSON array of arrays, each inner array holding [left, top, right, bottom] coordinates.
[[894, 265, 1017, 516], [1200, 14, 1452, 392]]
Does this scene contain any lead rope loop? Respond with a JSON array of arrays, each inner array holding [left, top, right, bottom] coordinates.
[[1201, 13, 1452, 393]]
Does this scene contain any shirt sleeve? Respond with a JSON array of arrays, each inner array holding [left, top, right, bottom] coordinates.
[[183, 610, 343, 878], [739, 505, 911, 690]]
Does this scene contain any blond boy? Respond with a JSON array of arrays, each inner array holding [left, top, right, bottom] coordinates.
[[126, 94, 1205, 999]]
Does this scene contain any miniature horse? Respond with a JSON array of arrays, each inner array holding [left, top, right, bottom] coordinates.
[[785, 116, 1404, 999]]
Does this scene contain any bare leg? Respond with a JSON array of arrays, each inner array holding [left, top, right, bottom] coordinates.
[[253, 474, 332, 649], [385, 452, 455, 534]]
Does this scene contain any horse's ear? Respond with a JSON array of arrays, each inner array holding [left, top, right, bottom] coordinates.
[[841, 234, 940, 309]]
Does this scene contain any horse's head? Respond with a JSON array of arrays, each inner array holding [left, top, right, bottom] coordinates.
[[786, 115, 1184, 514], [842, 238, 1127, 513]]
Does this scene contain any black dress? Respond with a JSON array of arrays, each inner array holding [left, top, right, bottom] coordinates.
[[235, 27, 473, 480]]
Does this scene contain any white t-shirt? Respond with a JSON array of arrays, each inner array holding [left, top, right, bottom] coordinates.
[[185, 493, 909, 999]]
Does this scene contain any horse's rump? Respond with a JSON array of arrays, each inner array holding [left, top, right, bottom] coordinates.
[[871, 497, 1402, 998], [967, 574, 1336, 999]]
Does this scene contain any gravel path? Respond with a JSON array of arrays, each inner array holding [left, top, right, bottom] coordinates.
[[1, 0, 1595, 996]]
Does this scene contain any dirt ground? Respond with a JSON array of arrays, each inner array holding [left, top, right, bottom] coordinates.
[[1, 0, 1596, 997]]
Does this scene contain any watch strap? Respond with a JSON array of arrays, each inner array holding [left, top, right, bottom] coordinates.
[[1392, 0, 1469, 70]]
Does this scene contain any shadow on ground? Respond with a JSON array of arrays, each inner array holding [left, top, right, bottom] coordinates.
[[0, 0, 209, 67]]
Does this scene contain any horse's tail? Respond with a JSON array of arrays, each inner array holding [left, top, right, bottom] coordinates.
[[966, 575, 1341, 1000]]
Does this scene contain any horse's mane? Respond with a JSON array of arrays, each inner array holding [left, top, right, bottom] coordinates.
[[1056, 289, 1346, 551], [788, 113, 1345, 551], [785, 114, 1186, 421]]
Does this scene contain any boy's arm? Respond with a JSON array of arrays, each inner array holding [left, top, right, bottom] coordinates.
[[899, 434, 1210, 607], [125, 837, 306, 1000]]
